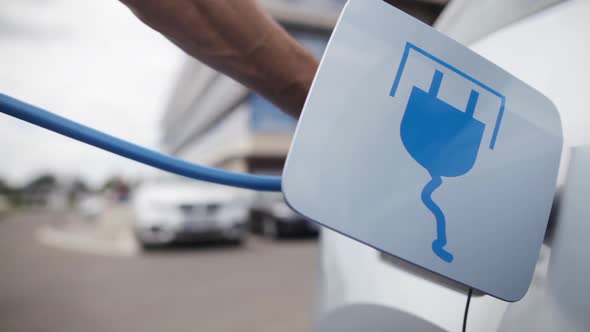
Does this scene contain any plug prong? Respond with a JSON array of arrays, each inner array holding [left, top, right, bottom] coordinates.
[[429, 70, 444, 96], [465, 90, 479, 118]]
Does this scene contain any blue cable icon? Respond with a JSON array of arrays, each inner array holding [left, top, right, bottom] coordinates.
[[391, 42, 506, 263]]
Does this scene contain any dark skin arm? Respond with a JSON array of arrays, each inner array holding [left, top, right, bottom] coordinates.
[[119, 0, 319, 118]]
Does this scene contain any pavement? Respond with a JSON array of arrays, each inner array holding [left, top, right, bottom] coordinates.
[[36, 206, 139, 257], [0, 210, 319, 332]]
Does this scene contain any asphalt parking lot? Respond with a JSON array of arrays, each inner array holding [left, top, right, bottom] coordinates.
[[0, 211, 319, 332]]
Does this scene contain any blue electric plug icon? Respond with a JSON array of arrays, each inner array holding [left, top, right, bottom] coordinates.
[[391, 42, 506, 263], [401, 70, 484, 263]]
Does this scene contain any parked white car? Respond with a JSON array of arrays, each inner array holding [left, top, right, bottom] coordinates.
[[315, 1, 590, 331], [77, 194, 105, 220], [132, 178, 249, 248]]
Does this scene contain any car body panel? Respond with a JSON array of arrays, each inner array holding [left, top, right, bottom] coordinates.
[[132, 179, 249, 245], [313, 0, 590, 330]]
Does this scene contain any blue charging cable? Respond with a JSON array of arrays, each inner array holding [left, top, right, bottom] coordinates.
[[0, 93, 282, 192]]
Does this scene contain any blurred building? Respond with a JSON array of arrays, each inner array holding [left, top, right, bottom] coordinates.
[[160, 0, 445, 176]]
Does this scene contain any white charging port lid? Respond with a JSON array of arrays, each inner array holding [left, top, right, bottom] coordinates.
[[283, 0, 562, 302]]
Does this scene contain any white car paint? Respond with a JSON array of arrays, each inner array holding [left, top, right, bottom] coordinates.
[[78, 194, 105, 220]]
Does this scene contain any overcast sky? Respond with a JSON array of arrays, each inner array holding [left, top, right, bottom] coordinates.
[[0, 0, 185, 186]]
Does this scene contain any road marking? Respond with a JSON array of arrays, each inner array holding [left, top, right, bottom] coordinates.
[[36, 226, 138, 258]]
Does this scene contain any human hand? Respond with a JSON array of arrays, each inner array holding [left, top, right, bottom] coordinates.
[[119, 0, 318, 117]]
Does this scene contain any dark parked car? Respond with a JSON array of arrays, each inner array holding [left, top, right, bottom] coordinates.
[[249, 192, 318, 239]]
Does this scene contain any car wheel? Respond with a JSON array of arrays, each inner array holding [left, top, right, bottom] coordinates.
[[262, 216, 280, 239], [229, 235, 244, 246], [134, 231, 161, 251], [137, 238, 157, 251], [226, 229, 246, 246]]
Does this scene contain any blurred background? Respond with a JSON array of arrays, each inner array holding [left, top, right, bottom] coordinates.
[[0, 1, 445, 331], [4, 0, 588, 332]]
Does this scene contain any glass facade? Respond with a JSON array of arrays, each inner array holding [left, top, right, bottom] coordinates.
[[248, 94, 297, 133], [248, 30, 330, 133]]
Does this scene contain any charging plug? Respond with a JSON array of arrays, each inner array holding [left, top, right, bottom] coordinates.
[[400, 70, 485, 263]]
